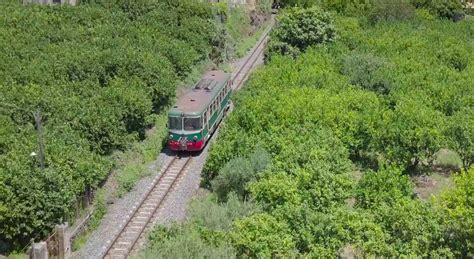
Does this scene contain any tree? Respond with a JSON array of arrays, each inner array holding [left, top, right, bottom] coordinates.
[[445, 109, 474, 171], [211, 148, 271, 202], [355, 166, 413, 209], [376, 98, 446, 171], [231, 213, 296, 257], [374, 198, 452, 257], [211, 157, 254, 202], [342, 53, 392, 95], [265, 6, 336, 60], [437, 168, 474, 257], [411, 0, 465, 20]]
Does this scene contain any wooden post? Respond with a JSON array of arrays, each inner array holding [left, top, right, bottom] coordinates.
[[30, 242, 48, 259], [56, 223, 71, 259]]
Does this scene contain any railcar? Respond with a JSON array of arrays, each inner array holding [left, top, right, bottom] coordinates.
[[168, 70, 232, 151]]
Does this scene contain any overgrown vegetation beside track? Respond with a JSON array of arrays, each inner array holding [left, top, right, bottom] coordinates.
[[145, 1, 474, 257], [0, 0, 267, 252]]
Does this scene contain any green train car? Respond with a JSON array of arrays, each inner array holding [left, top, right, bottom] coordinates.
[[168, 70, 232, 151]]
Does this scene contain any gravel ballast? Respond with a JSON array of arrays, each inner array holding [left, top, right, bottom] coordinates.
[[73, 21, 272, 259]]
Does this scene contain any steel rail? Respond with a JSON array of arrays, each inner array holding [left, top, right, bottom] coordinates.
[[126, 156, 192, 257], [100, 17, 274, 259], [101, 156, 191, 258], [232, 21, 273, 90]]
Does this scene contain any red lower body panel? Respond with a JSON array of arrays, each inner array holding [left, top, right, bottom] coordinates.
[[168, 140, 204, 151]]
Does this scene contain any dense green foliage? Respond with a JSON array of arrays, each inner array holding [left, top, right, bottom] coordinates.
[[0, 0, 224, 249], [278, 0, 467, 21], [266, 6, 336, 60], [411, 0, 465, 20], [143, 193, 256, 258], [437, 169, 474, 257], [198, 5, 473, 257]]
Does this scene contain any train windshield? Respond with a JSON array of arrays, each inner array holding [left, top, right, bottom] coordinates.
[[184, 117, 201, 130], [169, 116, 182, 130]]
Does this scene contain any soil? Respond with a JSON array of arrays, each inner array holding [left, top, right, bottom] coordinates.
[[412, 172, 454, 200]]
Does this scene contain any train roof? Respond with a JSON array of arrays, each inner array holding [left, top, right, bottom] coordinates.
[[169, 70, 231, 116]]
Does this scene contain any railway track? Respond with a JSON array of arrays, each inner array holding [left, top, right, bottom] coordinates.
[[99, 18, 273, 259], [232, 20, 273, 90], [102, 155, 192, 259]]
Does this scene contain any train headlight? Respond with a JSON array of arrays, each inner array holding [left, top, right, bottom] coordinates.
[[169, 134, 173, 139], [193, 136, 198, 141]]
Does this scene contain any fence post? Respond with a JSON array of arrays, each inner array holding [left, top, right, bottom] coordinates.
[[30, 242, 48, 259], [56, 223, 71, 259]]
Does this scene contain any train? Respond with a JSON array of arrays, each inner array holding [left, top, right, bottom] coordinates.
[[167, 70, 232, 151]]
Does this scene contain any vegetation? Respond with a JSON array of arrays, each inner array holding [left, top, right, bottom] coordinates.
[[265, 6, 336, 60], [0, 0, 229, 251], [142, 193, 256, 258], [145, 2, 473, 258]]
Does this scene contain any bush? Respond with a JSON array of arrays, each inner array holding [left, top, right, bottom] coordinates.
[[144, 193, 256, 258], [145, 225, 237, 259], [342, 53, 392, 94], [376, 98, 446, 171], [437, 169, 474, 257], [265, 6, 336, 59], [0, 0, 222, 248], [355, 166, 413, 208], [211, 158, 254, 202], [411, 0, 464, 20], [272, 205, 390, 256], [368, 0, 416, 24], [437, 43, 469, 71], [374, 198, 451, 257], [230, 213, 296, 257], [445, 109, 474, 171], [211, 148, 270, 201]]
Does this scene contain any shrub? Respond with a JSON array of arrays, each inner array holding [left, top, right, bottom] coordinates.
[[265, 6, 336, 59], [437, 43, 469, 71], [145, 225, 237, 259], [437, 168, 474, 257], [211, 148, 271, 201], [211, 157, 254, 202], [231, 213, 296, 257], [0, 0, 222, 248], [374, 198, 451, 257], [368, 0, 416, 24], [445, 109, 474, 172], [411, 0, 465, 20], [355, 166, 413, 209], [342, 53, 392, 94]]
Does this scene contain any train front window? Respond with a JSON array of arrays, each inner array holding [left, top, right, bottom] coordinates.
[[169, 116, 182, 130], [184, 117, 201, 130]]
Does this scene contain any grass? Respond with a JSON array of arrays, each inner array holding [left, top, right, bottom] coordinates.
[[226, 7, 251, 48], [412, 149, 460, 200], [6, 252, 27, 259], [68, 9, 273, 254], [70, 111, 169, 251], [114, 112, 169, 197], [235, 19, 271, 58], [433, 149, 462, 170], [72, 189, 107, 251]]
